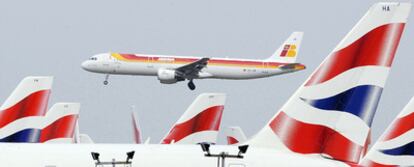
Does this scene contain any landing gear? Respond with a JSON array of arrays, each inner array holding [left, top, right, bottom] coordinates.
[[187, 80, 196, 90], [103, 74, 110, 85]]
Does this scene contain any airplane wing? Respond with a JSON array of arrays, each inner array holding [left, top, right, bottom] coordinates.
[[175, 58, 209, 79]]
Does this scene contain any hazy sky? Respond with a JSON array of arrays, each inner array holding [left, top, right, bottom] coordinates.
[[0, 0, 413, 144]]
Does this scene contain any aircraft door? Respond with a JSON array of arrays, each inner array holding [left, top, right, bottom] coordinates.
[[106, 55, 120, 73], [147, 56, 154, 69], [262, 62, 269, 74], [113, 57, 121, 72]]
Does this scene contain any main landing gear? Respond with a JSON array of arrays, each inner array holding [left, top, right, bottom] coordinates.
[[103, 74, 110, 85], [187, 80, 196, 90]]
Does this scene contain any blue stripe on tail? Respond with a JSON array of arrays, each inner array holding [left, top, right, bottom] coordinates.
[[300, 85, 383, 126]]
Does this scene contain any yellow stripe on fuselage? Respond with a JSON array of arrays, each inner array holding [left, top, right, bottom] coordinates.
[[111, 53, 282, 69]]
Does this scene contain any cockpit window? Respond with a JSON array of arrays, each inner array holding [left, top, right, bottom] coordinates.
[[89, 57, 97, 60]]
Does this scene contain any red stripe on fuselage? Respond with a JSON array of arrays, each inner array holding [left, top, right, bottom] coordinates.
[[39, 115, 77, 143], [381, 111, 414, 141], [0, 90, 51, 128], [306, 23, 405, 86], [161, 106, 224, 144], [118, 54, 287, 67], [269, 112, 362, 163]]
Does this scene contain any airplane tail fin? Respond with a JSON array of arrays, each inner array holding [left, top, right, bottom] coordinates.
[[248, 2, 411, 164], [265, 31, 303, 63], [131, 108, 143, 144], [225, 126, 247, 145], [40, 103, 80, 143], [360, 97, 414, 167], [78, 134, 94, 144], [161, 93, 225, 144], [0, 76, 53, 142]]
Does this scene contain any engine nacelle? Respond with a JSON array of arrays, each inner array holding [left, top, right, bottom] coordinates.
[[157, 69, 178, 84]]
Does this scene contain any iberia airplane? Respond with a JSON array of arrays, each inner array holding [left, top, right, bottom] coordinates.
[[0, 2, 410, 167], [81, 32, 305, 90]]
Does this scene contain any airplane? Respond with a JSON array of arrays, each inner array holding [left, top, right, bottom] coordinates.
[[0, 76, 80, 143], [131, 93, 226, 144], [225, 126, 247, 145], [359, 97, 414, 166], [81, 32, 305, 90], [237, 2, 410, 164], [0, 2, 410, 167]]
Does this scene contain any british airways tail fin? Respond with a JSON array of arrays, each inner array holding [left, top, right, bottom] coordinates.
[[266, 32, 303, 63], [225, 126, 247, 145], [248, 2, 411, 164], [0, 76, 53, 142], [40, 103, 80, 143], [161, 93, 225, 144], [360, 97, 414, 167]]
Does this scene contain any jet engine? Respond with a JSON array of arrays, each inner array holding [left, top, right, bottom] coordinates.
[[157, 69, 179, 84]]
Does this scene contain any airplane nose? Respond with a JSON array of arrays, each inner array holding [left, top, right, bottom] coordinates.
[[81, 61, 92, 71]]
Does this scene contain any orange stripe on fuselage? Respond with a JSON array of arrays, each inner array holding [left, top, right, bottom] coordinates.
[[111, 53, 286, 69]]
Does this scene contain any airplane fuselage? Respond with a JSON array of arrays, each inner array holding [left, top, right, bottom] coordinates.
[[82, 53, 305, 80], [0, 143, 349, 167]]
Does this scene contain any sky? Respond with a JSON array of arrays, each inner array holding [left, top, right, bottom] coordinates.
[[0, 0, 413, 144]]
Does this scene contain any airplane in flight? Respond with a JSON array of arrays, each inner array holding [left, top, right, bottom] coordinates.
[[131, 93, 226, 144], [81, 32, 305, 90], [0, 2, 409, 167], [360, 96, 414, 166]]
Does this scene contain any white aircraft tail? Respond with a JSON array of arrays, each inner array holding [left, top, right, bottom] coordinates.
[[131, 109, 143, 144], [78, 134, 94, 144], [360, 97, 414, 167], [225, 126, 247, 145], [0, 76, 53, 142], [40, 103, 80, 143], [161, 93, 225, 144], [248, 2, 411, 164], [265, 31, 303, 63]]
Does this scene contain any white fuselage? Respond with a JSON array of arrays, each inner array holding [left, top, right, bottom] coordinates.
[[0, 143, 349, 167], [81, 53, 305, 80]]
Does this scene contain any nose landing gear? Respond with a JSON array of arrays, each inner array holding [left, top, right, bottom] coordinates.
[[103, 74, 110, 85], [187, 80, 196, 90]]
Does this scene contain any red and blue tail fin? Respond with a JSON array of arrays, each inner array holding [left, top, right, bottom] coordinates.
[[0, 76, 53, 142], [161, 93, 225, 144], [360, 97, 414, 167], [248, 2, 411, 164], [0, 102, 80, 143]]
